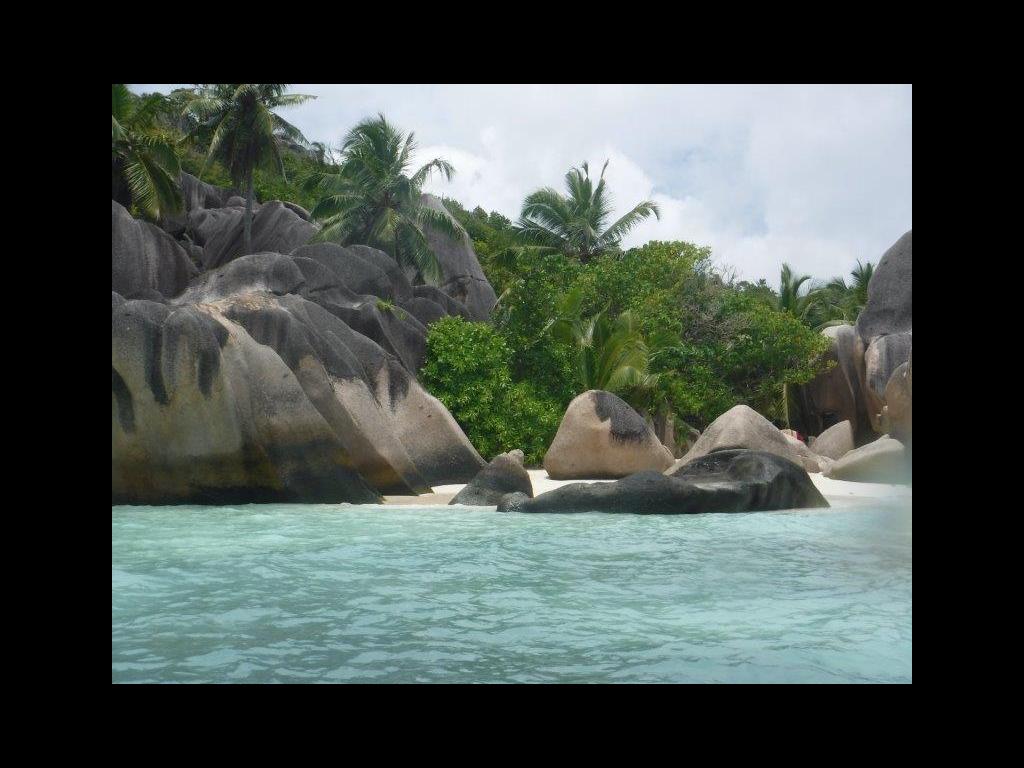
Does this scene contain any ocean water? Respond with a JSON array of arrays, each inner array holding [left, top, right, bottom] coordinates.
[[112, 500, 912, 683]]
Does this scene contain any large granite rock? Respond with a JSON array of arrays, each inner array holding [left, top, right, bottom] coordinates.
[[856, 230, 912, 344], [883, 360, 912, 445], [825, 436, 909, 484], [499, 450, 827, 514], [450, 451, 533, 506], [808, 420, 855, 461], [112, 201, 198, 299], [543, 390, 674, 479], [419, 194, 498, 320], [190, 201, 318, 269], [158, 172, 240, 237], [291, 244, 430, 372], [863, 331, 912, 431], [112, 296, 381, 504], [800, 324, 871, 441], [669, 404, 819, 473]]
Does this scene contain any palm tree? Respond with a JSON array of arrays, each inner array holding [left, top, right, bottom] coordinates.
[[516, 161, 660, 263], [776, 263, 825, 323], [303, 114, 463, 284], [546, 287, 659, 398], [111, 84, 183, 220], [181, 84, 314, 255]]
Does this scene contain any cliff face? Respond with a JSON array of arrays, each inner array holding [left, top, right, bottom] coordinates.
[[112, 190, 494, 504], [799, 230, 912, 447]]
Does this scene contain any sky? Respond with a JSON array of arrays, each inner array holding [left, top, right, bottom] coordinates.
[[131, 84, 912, 283]]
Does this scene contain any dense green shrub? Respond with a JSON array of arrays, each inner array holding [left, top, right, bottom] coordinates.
[[420, 317, 563, 464]]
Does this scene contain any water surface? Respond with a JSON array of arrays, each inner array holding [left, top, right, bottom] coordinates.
[[112, 501, 912, 683]]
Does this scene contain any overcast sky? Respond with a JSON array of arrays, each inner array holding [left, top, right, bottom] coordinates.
[[131, 84, 912, 283]]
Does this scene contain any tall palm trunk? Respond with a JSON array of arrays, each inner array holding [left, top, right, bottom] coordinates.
[[243, 168, 255, 256]]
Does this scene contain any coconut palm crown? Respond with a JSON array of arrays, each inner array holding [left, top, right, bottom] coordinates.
[[516, 160, 661, 263], [303, 113, 463, 285]]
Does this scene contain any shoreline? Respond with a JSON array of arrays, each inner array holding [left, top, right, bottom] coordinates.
[[383, 469, 912, 508]]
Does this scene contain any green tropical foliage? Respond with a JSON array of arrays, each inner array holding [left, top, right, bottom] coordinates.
[[180, 84, 314, 255], [111, 84, 183, 220], [420, 317, 563, 463], [302, 114, 463, 284], [516, 161, 660, 263]]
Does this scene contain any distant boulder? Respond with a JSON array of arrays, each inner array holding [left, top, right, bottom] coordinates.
[[543, 390, 674, 479], [669, 404, 820, 474], [825, 436, 909, 484], [863, 331, 912, 431], [191, 201, 318, 269], [808, 420, 855, 461], [856, 230, 912, 344], [419, 194, 498, 320]]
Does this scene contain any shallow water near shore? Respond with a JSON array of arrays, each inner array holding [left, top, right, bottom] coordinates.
[[112, 501, 912, 683]]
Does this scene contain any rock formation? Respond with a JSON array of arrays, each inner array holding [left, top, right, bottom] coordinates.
[[798, 230, 912, 448], [113, 193, 496, 504]]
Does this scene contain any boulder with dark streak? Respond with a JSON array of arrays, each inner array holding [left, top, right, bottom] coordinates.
[[543, 390, 674, 479]]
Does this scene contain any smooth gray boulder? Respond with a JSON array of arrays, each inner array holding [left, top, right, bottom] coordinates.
[[499, 450, 827, 514], [112, 201, 198, 299], [808, 420, 855, 461], [174, 252, 305, 304], [413, 285, 472, 319], [191, 201, 318, 269], [450, 451, 533, 506], [159, 172, 240, 237], [856, 230, 912, 344], [544, 390, 674, 479], [419, 194, 498, 320], [825, 436, 909, 484], [669, 404, 818, 473]]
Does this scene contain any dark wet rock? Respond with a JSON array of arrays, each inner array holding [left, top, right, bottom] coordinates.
[[112, 201, 198, 299], [450, 451, 533, 506], [543, 390, 674, 479], [500, 450, 827, 514], [420, 194, 498, 320]]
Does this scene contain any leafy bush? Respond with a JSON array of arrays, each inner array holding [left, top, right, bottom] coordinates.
[[420, 317, 564, 464]]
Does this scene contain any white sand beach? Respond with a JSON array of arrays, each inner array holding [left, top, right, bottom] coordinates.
[[383, 469, 911, 508]]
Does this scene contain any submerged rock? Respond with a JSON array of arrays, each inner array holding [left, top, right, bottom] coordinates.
[[499, 450, 827, 514], [543, 390, 674, 479], [450, 451, 533, 506]]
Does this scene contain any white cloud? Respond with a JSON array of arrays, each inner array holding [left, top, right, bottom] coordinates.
[[130, 84, 912, 283]]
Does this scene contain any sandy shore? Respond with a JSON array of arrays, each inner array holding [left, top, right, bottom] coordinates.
[[383, 469, 911, 508]]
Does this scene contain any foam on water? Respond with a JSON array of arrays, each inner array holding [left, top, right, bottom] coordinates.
[[112, 501, 912, 683]]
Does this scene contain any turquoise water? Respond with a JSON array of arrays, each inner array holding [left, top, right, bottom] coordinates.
[[112, 501, 912, 683]]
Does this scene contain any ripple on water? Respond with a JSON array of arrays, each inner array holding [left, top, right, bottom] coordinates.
[[112, 501, 912, 683]]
